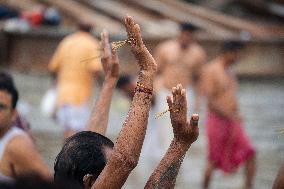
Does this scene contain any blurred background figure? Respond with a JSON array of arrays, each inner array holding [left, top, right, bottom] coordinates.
[[48, 21, 102, 139], [0, 72, 51, 181], [0, 72, 33, 140], [153, 22, 207, 157], [201, 41, 256, 189]]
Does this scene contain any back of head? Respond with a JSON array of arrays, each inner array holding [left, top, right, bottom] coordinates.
[[180, 22, 198, 33], [222, 40, 245, 54], [0, 175, 82, 189], [54, 131, 114, 186], [0, 71, 18, 109], [78, 20, 93, 33], [116, 75, 132, 90]]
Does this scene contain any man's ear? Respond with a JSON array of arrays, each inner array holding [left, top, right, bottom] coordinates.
[[83, 174, 96, 189]]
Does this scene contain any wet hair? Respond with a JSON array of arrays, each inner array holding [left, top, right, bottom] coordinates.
[[0, 175, 82, 189], [0, 72, 19, 109], [54, 131, 114, 186], [180, 22, 198, 32], [78, 21, 92, 33], [222, 40, 245, 53], [116, 75, 132, 89]]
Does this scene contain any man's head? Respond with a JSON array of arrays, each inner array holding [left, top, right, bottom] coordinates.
[[0, 175, 82, 189], [178, 22, 198, 49], [0, 72, 18, 131], [78, 20, 93, 33], [221, 40, 245, 66], [54, 131, 114, 188]]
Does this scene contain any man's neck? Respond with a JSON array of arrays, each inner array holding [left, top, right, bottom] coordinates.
[[0, 126, 11, 139]]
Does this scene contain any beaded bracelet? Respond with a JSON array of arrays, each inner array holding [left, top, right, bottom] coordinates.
[[134, 82, 153, 95]]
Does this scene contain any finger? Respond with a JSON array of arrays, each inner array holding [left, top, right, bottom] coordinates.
[[181, 89, 186, 97], [133, 24, 143, 47], [111, 49, 119, 65], [190, 113, 199, 127], [101, 30, 111, 59], [125, 16, 135, 37], [166, 96, 173, 110], [172, 87, 177, 105], [102, 29, 109, 45], [180, 88, 187, 110], [176, 84, 182, 95]]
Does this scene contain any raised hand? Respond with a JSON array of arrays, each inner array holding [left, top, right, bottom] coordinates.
[[86, 30, 119, 135], [101, 30, 119, 82], [124, 16, 156, 74], [167, 84, 199, 144], [145, 84, 199, 188], [92, 16, 156, 189]]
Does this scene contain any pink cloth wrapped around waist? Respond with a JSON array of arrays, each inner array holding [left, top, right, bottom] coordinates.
[[206, 112, 256, 173]]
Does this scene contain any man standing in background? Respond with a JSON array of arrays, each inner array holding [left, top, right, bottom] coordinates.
[[48, 21, 102, 138], [154, 22, 206, 154], [201, 41, 256, 189]]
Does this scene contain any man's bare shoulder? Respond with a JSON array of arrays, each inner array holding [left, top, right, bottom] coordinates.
[[156, 39, 178, 51], [203, 60, 220, 75], [6, 133, 35, 159], [191, 42, 205, 51]]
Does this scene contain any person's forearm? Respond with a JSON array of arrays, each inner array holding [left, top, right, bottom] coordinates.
[[86, 79, 116, 135], [92, 71, 154, 188], [145, 138, 190, 189]]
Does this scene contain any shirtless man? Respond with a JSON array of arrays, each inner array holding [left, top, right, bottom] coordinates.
[[0, 74, 51, 182], [154, 23, 206, 153], [201, 41, 256, 189]]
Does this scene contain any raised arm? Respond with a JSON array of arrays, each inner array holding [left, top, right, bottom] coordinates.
[[86, 30, 119, 135], [145, 84, 199, 189], [92, 16, 157, 189]]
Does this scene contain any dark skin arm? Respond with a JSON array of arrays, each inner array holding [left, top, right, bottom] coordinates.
[[272, 162, 284, 189], [92, 16, 157, 189], [145, 84, 199, 189], [86, 30, 119, 135]]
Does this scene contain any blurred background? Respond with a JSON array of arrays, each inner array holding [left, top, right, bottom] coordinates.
[[0, 0, 283, 188]]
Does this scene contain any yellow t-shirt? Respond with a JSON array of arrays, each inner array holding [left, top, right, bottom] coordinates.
[[48, 31, 102, 106]]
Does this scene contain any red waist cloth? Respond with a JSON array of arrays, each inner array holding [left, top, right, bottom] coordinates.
[[206, 112, 256, 173]]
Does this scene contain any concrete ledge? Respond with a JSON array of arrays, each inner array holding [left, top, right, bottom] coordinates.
[[1, 28, 283, 76]]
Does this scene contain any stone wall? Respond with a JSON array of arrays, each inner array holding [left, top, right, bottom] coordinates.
[[1, 29, 283, 76]]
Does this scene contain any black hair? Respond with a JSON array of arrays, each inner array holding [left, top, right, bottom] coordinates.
[[0, 72, 19, 109], [116, 75, 132, 89], [54, 131, 114, 186], [222, 40, 245, 53], [180, 22, 198, 32], [78, 21, 92, 33], [0, 175, 82, 189]]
